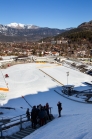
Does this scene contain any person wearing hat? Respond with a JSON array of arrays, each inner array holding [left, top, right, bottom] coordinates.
[[57, 101, 62, 117]]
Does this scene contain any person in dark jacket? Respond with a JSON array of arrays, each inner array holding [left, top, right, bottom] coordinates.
[[38, 106, 46, 126], [43, 106, 48, 124], [31, 106, 37, 129], [26, 108, 30, 121], [46, 103, 51, 120], [57, 101, 62, 117]]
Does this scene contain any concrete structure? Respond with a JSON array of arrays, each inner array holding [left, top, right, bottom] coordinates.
[[34, 57, 48, 63]]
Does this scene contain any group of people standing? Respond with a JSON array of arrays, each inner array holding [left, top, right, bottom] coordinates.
[[26, 103, 52, 129], [26, 101, 62, 129]]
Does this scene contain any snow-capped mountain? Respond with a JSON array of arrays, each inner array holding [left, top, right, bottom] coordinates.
[[7, 23, 25, 28], [0, 24, 7, 31], [0, 23, 72, 42], [7, 23, 40, 29]]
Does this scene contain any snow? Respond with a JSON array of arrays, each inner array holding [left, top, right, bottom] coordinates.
[[6, 23, 40, 29], [27, 25, 39, 29], [1, 56, 17, 60], [7, 23, 25, 28], [0, 62, 92, 139]]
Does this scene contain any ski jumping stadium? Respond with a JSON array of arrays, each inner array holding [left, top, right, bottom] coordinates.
[[0, 56, 92, 138]]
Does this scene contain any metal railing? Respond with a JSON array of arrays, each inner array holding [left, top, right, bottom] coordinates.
[[0, 107, 52, 137], [0, 112, 31, 138]]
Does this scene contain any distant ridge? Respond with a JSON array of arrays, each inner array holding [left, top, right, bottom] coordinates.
[[44, 20, 92, 44], [0, 23, 72, 42], [78, 20, 92, 29]]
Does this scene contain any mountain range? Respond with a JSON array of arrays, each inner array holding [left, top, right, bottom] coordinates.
[[0, 23, 40, 30], [0, 23, 72, 42], [51, 20, 92, 44], [0, 20, 92, 43]]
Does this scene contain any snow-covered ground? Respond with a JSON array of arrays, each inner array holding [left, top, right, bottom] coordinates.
[[0, 62, 92, 139]]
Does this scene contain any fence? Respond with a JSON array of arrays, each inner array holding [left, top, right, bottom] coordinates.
[[0, 107, 52, 138], [0, 113, 30, 138]]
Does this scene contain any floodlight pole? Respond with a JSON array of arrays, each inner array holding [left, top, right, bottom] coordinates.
[[66, 72, 69, 85]]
